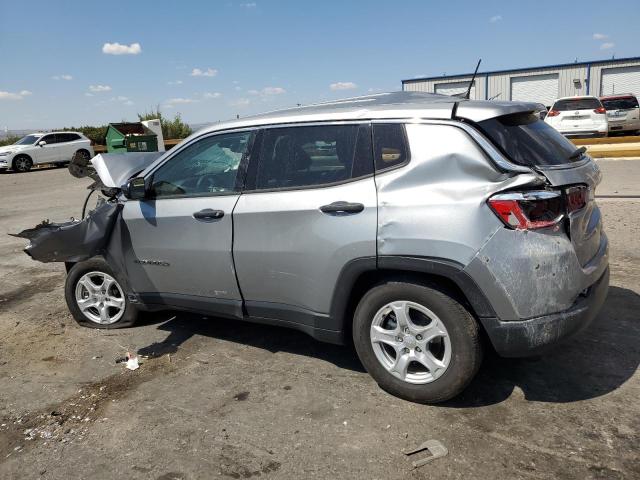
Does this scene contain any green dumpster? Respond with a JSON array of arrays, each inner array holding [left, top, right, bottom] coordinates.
[[106, 122, 159, 153]]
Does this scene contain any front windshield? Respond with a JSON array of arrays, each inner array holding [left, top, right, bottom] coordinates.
[[14, 135, 40, 145]]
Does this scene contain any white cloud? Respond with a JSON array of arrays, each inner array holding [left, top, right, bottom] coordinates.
[[191, 67, 218, 77], [165, 97, 197, 105], [167, 80, 183, 85], [231, 98, 251, 107], [330, 82, 357, 91], [204, 92, 222, 99], [600, 42, 615, 50], [89, 84, 112, 93], [110, 96, 133, 105], [0, 90, 32, 100], [52, 74, 73, 81], [102, 42, 142, 55], [234, 86, 242, 91], [489, 15, 502, 22], [262, 86, 285, 95], [593, 33, 608, 40], [240, 2, 257, 7], [84, 92, 94, 97], [248, 86, 286, 96]]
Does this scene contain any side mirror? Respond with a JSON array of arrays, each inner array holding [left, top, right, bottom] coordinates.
[[121, 177, 148, 200], [38, 141, 47, 147]]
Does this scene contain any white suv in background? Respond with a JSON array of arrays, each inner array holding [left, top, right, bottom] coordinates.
[[0, 132, 94, 173], [600, 94, 640, 135], [544, 96, 608, 138]]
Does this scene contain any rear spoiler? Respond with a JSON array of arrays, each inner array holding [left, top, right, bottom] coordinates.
[[453, 100, 544, 123]]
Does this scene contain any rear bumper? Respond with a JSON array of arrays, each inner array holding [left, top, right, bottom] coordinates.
[[481, 267, 609, 357]]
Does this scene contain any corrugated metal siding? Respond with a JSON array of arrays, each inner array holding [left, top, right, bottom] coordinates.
[[403, 59, 640, 104], [590, 59, 640, 96]]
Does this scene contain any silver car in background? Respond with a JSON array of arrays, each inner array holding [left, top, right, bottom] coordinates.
[[18, 92, 609, 403], [600, 94, 640, 135]]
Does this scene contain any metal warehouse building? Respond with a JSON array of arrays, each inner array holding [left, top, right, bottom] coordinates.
[[402, 56, 640, 108]]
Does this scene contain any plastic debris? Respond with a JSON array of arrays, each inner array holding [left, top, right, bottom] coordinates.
[[404, 439, 448, 469], [116, 352, 139, 370]]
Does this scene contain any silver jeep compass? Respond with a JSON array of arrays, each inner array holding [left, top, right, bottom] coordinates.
[[18, 92, 609, 403]]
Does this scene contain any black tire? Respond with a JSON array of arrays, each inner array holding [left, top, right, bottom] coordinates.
[[65, 257, 138, 329], [12, 155, 33, 172], [352, 281, 482, 404]]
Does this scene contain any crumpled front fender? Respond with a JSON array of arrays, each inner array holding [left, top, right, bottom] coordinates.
[[10, 202, 122, 263]]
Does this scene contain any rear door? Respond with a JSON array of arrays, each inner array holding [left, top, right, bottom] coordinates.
[[121, 130, 255, 317], [233, 123, 377, 330]]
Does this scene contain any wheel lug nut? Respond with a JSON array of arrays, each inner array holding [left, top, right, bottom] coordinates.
[[403, 347, 410, 354], [404, 328, 410, 334], [416, 334, 423, 341], [416, 347, 422, 353], [397, 336, 403, 342]]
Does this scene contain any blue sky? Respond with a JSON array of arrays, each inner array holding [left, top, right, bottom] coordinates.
[[1, 0, 639, 130]]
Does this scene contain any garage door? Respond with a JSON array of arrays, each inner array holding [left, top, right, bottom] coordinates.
[[601, 65, 640, 96], [510, 74, 559, 107], [435, 81, 476, 98]]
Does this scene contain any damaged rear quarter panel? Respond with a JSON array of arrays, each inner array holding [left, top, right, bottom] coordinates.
[[375, 123, 544, 265]]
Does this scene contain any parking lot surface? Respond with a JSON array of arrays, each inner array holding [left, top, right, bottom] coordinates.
[[1, 162, 639, 479]]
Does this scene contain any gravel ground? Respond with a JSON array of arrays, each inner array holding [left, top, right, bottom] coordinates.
[[0, 161, 638, 480]]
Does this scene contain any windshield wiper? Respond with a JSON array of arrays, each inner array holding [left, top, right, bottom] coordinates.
[[568, 146, 587, 160]]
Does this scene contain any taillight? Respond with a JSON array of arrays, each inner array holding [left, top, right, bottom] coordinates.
[[488, 190, 564, 230], [594, 107, 607, 114], [547, 110, 560, 117], [566, 185, 588, 212]]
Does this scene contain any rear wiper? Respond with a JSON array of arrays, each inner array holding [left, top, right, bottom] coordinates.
[[568, 146, 587, 160]]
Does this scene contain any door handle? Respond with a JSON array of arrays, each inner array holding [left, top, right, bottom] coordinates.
[[193, 208, 225, 221], [319, 201, 365, 214]]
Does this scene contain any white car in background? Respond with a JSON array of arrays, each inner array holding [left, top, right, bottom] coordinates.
[[600, 94, 640, 135], [0, 132, 94, 173], [544, 96, 608, 138]]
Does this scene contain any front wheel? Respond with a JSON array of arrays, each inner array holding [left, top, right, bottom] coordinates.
[[65, 258, 139, 329], [12, 155, 33, 172], [352, 281, 483, 404]]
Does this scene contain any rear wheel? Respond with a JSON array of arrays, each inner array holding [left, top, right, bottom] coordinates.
[[12, 155, 33, 172], [65, 258, 138, 329], [353, 281, 482, 403]]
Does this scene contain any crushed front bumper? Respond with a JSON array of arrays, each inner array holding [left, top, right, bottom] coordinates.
[[481, 267, 609, 357]]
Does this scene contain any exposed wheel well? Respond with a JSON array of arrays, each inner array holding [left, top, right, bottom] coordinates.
[[13, 153, 32, 162]]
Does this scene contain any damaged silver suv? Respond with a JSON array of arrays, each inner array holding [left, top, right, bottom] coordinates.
[[16, 92, 609, 403]]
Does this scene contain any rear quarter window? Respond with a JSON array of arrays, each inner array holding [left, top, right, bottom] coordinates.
[[477, 112, 580, 167], [373, 124, 410, 171]]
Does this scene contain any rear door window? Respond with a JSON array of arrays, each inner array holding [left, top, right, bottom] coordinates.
[[477, 112, 581, 167], [253, 124, 372, 190], [552, 98, 602, 111]]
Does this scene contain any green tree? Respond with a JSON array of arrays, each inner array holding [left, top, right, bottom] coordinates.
[[138, 107, 192, 139], [0, 135, 21, 147]]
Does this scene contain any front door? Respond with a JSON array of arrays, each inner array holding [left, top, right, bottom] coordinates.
[[33, 134, 60, 164], [121, 130, 254, 317], [233, 123, 377, 330]]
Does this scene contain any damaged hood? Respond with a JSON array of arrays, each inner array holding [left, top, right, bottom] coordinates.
[[91, 152, 164, 188]]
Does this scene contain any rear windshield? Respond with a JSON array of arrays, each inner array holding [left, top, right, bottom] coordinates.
[[478, 112, 582, 167], [601, 97, 639, 110], [553, 98, 601, 111]]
